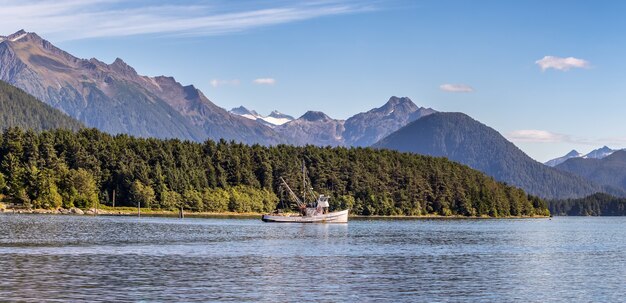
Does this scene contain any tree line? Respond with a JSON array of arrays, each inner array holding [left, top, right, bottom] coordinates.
[[548, 193, 626, 216], [0, 127, 549, 217], [0, 80, 84, 132]]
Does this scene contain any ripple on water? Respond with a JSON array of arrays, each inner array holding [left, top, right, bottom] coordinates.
[[0, 215, 626, 302]]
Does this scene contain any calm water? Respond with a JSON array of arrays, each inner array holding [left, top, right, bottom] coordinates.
[[0, 215, 625, 302]]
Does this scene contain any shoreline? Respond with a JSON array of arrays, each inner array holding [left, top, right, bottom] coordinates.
[[0, 207, 549, 219]]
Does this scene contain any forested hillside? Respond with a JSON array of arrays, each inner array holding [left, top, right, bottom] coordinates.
[[554, 151, 626, 193], [0, 80, 83, 131], [549, 193, 626, 216], [0, 127, 548, 217], [374, 112, 619, 199]]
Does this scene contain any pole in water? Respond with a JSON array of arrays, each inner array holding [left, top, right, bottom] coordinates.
[[179, 206, 184, 219], [137, 201, 141, 217]]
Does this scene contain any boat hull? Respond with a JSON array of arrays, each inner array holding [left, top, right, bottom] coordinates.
[[262, 209, 349, 223]]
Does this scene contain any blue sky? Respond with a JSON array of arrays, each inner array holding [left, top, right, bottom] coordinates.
[[2, 0, 626, 162]]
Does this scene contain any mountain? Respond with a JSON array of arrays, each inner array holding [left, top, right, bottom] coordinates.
[[554, 150, 626, 193], [274, 111, 345, 146], [230, 106, 260, 119], [229, 106, 294, 126], [265, 110, 295, 125], [544, 150, 583, 167], [0, 30, 282, 144], [545, 146, 621, 167], [0, 80, 83, 131], [373, 112, 619, 199], [271, 96, 435, 146], [343, 96, 436, 146]]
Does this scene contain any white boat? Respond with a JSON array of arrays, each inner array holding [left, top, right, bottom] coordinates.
[[262, 197, 349, 223], [262, 163, 349, 223]]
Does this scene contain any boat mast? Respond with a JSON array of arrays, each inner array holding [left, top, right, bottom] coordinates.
[[302, 160, 306, 205], [279, 177, 306, 209]]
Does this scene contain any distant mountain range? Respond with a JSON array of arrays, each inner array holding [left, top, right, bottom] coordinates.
[[0, 30, 282, 145], [229, 106, 295, 127], [1, 30, 436, 148], [231, 96, 436, 147], [0, 80, 83, 131], [554, 150, 626, 194], [373, 112, 622, 199], [545, 146, 622, 167]]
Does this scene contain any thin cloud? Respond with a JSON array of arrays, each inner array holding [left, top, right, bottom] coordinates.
[[253, 78, 276, 85], [507, 130, 569, 143], [535, 56, 590, 71], [439, 83, 474, 93], [0, 0, 377, 41], [210, 79, 240, 87], [507, 129, 626, 146]]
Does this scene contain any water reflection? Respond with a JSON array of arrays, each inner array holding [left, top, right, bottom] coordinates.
[[1, 215, 626, 302]]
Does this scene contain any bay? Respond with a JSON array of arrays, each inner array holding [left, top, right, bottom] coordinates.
[[0, 215, 625, 302]]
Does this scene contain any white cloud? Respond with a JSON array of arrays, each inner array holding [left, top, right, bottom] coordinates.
[[508, 129, 626, 149], [210, 79, 240, 87], [507, 130, 569, 143], [0, 0, 377, 41], [439, 83, 474, 93], [253, 78, 276, 85], [535, 56, 590, 71]]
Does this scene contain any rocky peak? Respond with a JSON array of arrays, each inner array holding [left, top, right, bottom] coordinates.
[[300, 111, 330, 122], [110, 58, 138, 77], [230, 106, 259, 116], [379, 96, 417, 114], [268, 110, 294, 120], [565, 150, 581, 157]]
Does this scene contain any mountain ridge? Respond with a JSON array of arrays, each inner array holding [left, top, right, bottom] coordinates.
[[0, 30, 283, 145], [373, 112, 620, 199]]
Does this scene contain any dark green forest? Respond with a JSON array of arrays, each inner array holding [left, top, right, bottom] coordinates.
[[548, 193, 626, 216], [0, 80, 84, 131], [374, 112, 619, 199], [0, 127, 549, 217]]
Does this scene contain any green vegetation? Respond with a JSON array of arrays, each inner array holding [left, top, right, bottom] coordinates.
[[0, 80, 83, 131], [0, 127, 549, 217], [374, 112, 619, 199], [549, 193, 626, 216]]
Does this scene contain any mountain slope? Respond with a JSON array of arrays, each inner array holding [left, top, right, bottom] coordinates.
[[0, 30, 282, 144], [373, 112, 618, 199], [0, 80, 82, 131], [554, 150, 626, 193], [343, 96, 436, 146], [274, 111, 345, 146]]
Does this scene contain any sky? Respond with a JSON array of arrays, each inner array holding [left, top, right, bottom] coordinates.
[[2, 0, 626, 162]]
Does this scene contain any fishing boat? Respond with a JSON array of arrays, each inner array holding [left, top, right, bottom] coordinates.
[[261, 164, 349, 223]]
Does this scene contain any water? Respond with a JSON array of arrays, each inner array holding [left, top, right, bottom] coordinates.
[[0, 215, 625, 302]]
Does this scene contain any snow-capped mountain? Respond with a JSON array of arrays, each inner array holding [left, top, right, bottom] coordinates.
[[544, 150, 584, 167], [229, 106, 295, 126], [545, 146, 623, 167], [585, 146, 617, 159]]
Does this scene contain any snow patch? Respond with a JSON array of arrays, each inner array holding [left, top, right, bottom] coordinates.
[[147, 77, 161, 90], [241, 114, 258, 121], [10, 33, 27, 42], [260, 116, 292, 126]]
